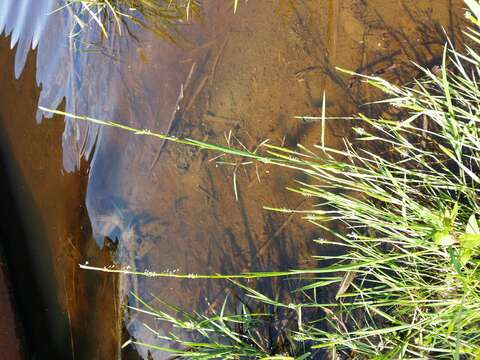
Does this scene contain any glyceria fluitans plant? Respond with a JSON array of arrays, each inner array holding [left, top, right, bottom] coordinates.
[[44, 0, 480, 358], [63, 0, 200, 41], [63, 0, 240, 42]]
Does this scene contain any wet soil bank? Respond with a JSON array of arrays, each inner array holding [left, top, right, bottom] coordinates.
[[0, 1, 466, 359], [0, 244, 25, 359], [0, 37, 122, 358]]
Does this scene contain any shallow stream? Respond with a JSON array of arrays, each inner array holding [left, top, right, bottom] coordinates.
[[0, 0, 463, 358]]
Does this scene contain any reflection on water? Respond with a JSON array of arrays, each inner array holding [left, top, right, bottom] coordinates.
[[0, 0, 464, 358]]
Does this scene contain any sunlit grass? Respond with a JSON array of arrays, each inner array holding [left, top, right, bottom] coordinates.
[[62, 0, 240, 42]]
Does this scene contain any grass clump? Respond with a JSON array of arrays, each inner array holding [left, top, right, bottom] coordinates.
[[63, 0, 240, 42], [63, 0, 199, 41], [122, 292, 303, 359], [44, 0, 480, 358]]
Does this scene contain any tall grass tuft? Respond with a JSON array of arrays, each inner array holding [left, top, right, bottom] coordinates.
[[43, 0, 480, 358]]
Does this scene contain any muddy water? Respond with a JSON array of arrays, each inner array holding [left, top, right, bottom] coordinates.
[[0, 0, 463, 359]]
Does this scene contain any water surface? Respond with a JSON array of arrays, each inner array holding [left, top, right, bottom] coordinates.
[[0, 0, 463, 358]]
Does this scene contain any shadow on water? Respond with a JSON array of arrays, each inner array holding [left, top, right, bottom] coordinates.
[[0, 35, 124, 358], [0, 0, 468, 358], [0, 114, 70, 358]]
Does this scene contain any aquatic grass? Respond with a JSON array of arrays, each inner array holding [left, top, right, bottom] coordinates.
[[62, 0, 241, 41], [43, 0, 480, 358], [122, 292, 293, 359], [62, 0, 200, 41]]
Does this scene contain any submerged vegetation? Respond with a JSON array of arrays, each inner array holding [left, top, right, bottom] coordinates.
[[40, 0, 480, 358], [64, 0, 239, 42]]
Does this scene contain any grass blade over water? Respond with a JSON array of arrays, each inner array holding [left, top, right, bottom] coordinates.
[[41, 0, 480, 357]]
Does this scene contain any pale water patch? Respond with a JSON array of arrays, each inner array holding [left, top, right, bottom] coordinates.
[[1, 0, 104, 172]]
